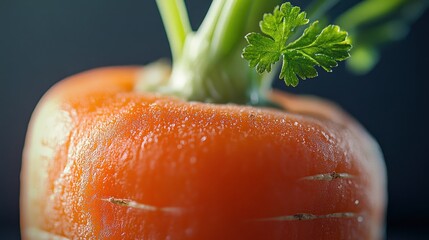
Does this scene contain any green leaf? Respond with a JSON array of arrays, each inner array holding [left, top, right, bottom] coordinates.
[[242, 3, 308, 75], [259, 3, 309, 43], [242, 2, 352, 87], [242, 32, 282, 74]]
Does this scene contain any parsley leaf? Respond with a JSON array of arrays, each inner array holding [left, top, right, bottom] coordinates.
[[242, 2, 352, 87]]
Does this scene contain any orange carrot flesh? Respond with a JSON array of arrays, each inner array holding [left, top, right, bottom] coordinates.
[[21, 67, 386, 239]]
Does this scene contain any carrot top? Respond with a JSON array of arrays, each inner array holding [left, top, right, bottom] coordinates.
[[142, 0, 427, 105]]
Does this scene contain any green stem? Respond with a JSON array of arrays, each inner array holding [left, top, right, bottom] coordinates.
[[208, 0, 282, 62], [160, 0, 281, 104], [155, 0, 191, 61], [197, 0, 227, 42], [339, 0, 428, 74], [335, 0, 406, 30], [209, 0, 255, 61]]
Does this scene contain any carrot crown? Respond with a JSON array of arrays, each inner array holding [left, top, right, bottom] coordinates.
[[140, 0, 427, 105]]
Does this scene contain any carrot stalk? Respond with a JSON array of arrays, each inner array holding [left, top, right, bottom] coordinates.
[[155, 0, 191, 61]]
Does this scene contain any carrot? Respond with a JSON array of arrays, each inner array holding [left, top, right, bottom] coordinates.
[[21, 66, 386, 239], [20, 1, 407, 239]]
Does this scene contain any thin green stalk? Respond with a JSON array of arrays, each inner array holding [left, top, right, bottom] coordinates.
[[206, 0, 282, 104], [196, 0, 227, 42], [175, 0, 282, 103], [338, 0, 427, 74], [210, 0, 283, 61], [336, 0, 406, 30], [156, 0, 192, 61], [209, 0, 256, 60]]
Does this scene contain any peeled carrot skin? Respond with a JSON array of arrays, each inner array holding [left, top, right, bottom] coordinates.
[[21, 67, 386, 239]]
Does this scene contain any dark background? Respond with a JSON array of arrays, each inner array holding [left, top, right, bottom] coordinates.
[[1, 0, 428, 239]]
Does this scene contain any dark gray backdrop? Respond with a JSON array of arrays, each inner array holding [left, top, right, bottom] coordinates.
[[1, 0, 428, 239]]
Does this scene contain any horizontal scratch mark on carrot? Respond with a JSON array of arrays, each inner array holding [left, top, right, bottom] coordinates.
[[300, 172, 354, 181], [102, 197, 182, 214], [250, 212, 360, 222]]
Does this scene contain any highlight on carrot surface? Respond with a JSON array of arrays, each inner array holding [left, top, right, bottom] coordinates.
[[20, 0, 427, 239]]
